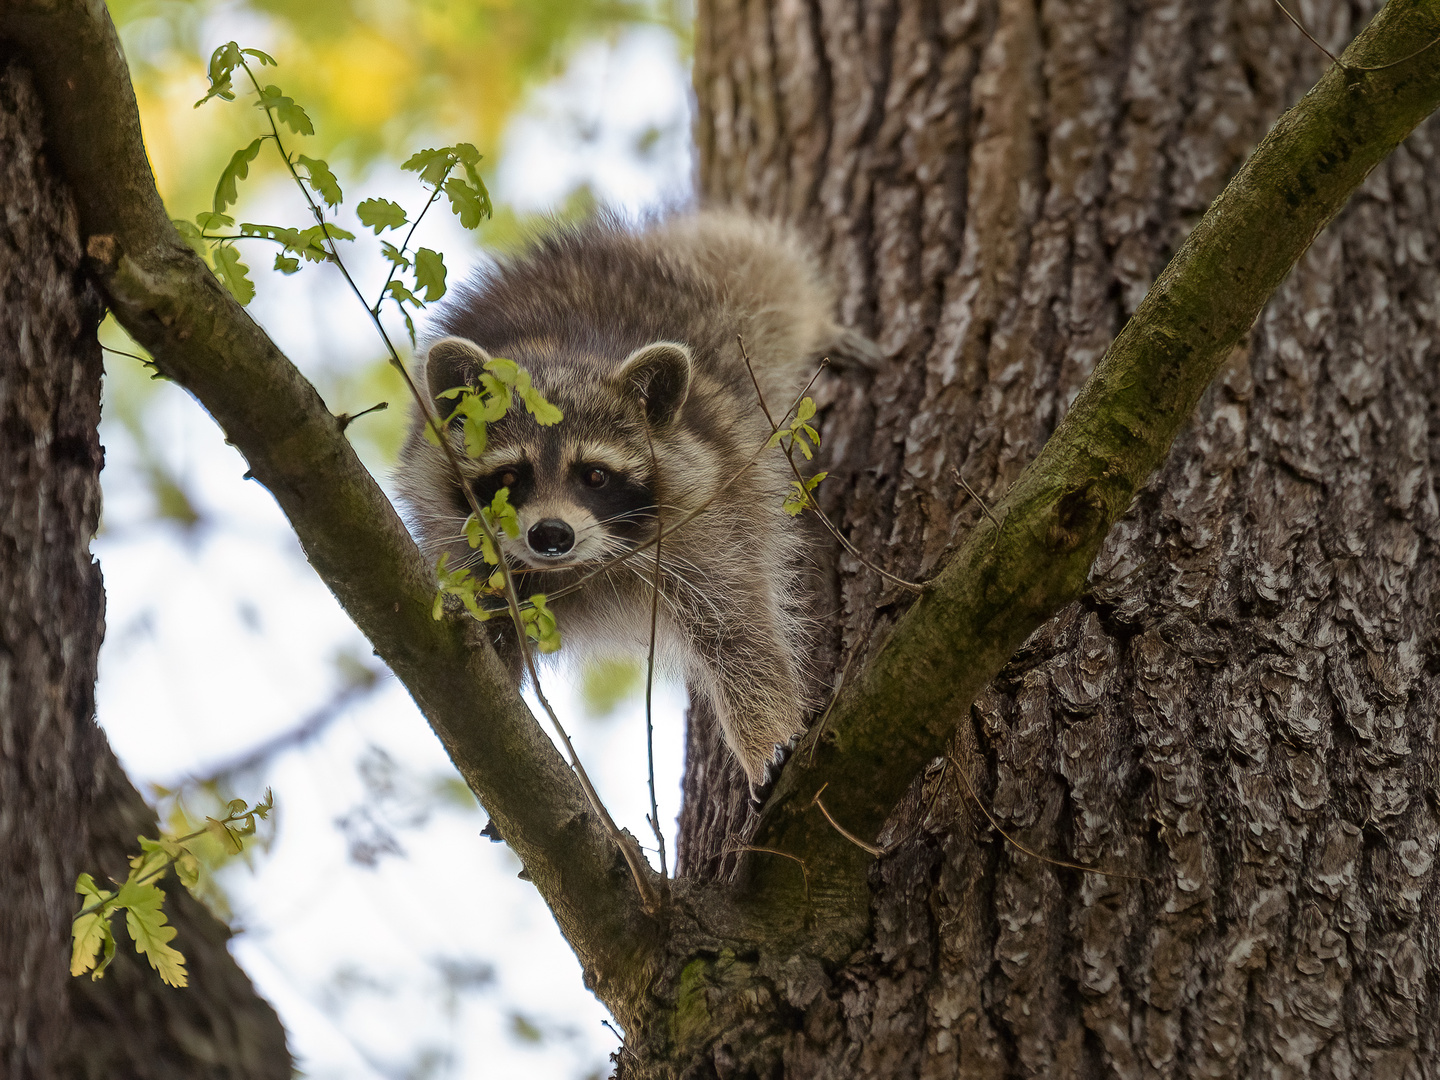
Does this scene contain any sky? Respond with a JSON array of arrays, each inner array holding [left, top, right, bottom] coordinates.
[[93, 17, 695, 1079]]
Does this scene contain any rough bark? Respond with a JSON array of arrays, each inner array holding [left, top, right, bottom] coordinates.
[[0, 59, 290, 1079], [681, 0, 1440, 1076]]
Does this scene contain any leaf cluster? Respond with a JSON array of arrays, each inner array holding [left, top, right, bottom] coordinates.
[[174, 42, 494, 339], [71, 791, 274, 989], [766, 396, 821, 460]]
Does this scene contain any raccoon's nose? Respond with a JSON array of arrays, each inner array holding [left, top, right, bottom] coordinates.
[[527, 519, 575, 557]]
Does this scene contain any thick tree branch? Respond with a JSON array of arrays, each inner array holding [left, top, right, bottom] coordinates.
[[0, 0, 661, 1019], [747, 0, 1440, 920]]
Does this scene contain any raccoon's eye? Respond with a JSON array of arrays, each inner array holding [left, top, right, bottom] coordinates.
[[583, 467, 608, 488], [497, 469, 518, 489]]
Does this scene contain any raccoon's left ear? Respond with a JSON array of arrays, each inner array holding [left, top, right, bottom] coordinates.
[[616, 341, 692, 429]]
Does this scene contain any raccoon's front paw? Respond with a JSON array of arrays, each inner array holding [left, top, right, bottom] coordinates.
[[746, 733, 801, 811]]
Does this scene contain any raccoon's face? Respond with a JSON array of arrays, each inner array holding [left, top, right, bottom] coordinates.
[[422, 335, 692, 572], [468, 441, 657, 569]]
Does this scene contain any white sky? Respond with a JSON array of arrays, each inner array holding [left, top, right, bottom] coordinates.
[[95, 22, 694, 1079]]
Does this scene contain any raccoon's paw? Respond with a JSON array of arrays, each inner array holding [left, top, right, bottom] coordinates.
[[746, 734, 801, 811]]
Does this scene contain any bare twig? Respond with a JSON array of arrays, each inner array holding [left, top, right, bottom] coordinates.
[[1272, 0, 1440, 72], [946, 755, 1151, 883], [337, 401, 388, 431], [809, 783, 884, 857], [721, 841, 810, 901], [951, 466, 1002, 530], [639, 408, 668, 877], [737, 335, 926, 593], [804, 649, 857, 766]]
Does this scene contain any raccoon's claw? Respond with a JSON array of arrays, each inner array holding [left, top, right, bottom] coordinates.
[[747, 736, 800, 811]]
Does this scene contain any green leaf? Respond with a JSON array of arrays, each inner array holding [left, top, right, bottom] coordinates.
[[443, 177, 490, 229], [483, 357, 519, 386], [241, 47, 277, 67], [213, 138, 263, 213], [783, 471, 827, 516], [297, 155, 343, 208], [172, 218, 207, 258], [414, 248, 447, 302], [71, 873, 117, 979], [295, 223, 355, 260], [385, 279, 420, 306], [118, 881, 188, 988], [358, 198, 408, 234], [195, 41, 242, 107], [71, 909, 114, 979], [274, 253, 301, 274], [522, 594, 561, 654], [519, 383, 562, 426], [462, 414, 487, 457], [487, 488, 521, 538], [195, 210, 234, 231], [464, 514, 483, 549], [401, 146, 455, 188], [255, 85, 315, 136], [213, 246, 255, 305], [476, 373, 511, 420], [794, 397, 816, 423], [174, 851, 201, 890], [380, 241, 411, 268]]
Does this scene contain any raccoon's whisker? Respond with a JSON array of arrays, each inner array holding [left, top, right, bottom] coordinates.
[[623, 563, 687, 621]]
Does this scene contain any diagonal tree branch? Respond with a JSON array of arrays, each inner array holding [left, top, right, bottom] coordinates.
[[0, 0, 661, 1019], [746, 0, 1440, 921]]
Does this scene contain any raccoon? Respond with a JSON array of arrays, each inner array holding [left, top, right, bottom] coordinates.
[[395, 212, 866, 790]]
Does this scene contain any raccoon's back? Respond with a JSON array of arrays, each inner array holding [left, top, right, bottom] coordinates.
[[432, 212, 841, 387]]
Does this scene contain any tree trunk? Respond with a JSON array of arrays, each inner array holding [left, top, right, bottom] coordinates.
[[0, 59, 290, 1079], [677, 0, 1440, 1075]]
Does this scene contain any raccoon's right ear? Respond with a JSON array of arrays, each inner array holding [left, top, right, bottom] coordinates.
[[424, 336, 493, 404], [616, 341, 692, 429]]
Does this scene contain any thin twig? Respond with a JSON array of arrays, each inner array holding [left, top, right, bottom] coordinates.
[[737, 335, 926, 594], [1271, 0, 1341, 64], [809, 783, 884, 857], [372, 178, 450, 316], [1272, 0, 1440, 72], [337, 400, 388, 431], [639, 407, 668, 878], [804, 649, 857, 766], [238, 59, 660, 914], [722, 841, 810, 901], [100, 344, 154, 366], [952, 466, 1002, 530], [946, 754, 1151, 882]]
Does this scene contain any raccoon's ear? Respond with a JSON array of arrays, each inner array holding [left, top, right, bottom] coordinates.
[[616, 341, 692, 428], [425, 336, 493, 403]]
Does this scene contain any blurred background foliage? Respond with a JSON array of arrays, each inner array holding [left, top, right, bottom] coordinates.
[[113, 0, 688, 216]]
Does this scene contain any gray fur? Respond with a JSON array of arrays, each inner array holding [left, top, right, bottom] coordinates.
[[394, 211, 856, 788]]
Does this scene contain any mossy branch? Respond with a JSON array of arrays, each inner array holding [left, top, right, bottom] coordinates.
[[1, 0, 660, 1018], [746, 0, 1440, 922]]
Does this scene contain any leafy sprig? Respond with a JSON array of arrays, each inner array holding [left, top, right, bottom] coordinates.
[[181, 40, 493, 348], [71, 791, 274, 988]]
